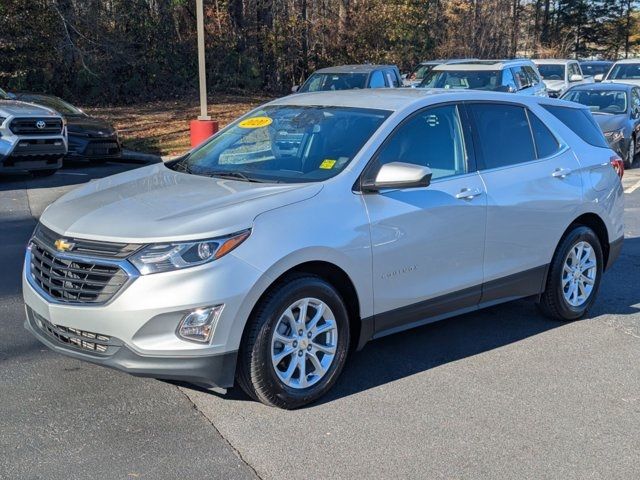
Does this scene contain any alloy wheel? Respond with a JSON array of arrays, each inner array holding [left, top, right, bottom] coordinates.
[[561, 240, 597, 307], [270, 297, 338, 389]]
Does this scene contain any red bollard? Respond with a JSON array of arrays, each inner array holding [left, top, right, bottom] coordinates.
[[190, 119, 219, 147]]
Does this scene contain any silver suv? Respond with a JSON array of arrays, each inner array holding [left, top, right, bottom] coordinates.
[[419, 59, 548, 96], [0, 88, 67, 175], [24, 90, 624, 409]]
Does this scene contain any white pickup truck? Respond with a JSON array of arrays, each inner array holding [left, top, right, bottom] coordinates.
[[532, 59, 594, 98], [0, 87, 67, 176]]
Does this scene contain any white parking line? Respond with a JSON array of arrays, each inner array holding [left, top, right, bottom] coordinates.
[[624, 178, 640, 194]]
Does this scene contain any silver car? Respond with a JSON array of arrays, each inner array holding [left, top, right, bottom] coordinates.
[[23, 89, 624, 409]]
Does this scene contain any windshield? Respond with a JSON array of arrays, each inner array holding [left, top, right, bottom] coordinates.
[[537, 64, 566, 80], [562, 90, 628, 115], [0, 87, 8, 100], [171, 105, 390, 183], [420, 70, 501, 90], [20, 95, 84, 115], [608, 63, 640, 80], [580, 63, 612, 76], [408, 64, 436, 81], [298, 73, 368, 92]]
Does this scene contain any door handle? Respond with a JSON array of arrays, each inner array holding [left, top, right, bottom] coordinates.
[[455, 188, 483, 200], [552, 167, 572, 178]]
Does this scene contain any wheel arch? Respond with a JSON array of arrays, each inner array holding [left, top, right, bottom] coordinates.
[[563, 212, 610, 267], [237, 257, 370, 355]]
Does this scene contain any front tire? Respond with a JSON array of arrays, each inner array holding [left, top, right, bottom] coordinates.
[[537, 226, 603, 321], [237, 275, 350, 409]]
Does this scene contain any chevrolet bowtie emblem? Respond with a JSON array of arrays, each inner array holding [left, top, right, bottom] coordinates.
[[54, 239, 75, 252]]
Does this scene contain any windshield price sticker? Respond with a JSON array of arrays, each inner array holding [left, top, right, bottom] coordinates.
[[319, 159, 337, 169], [238, 116, 273, 128]]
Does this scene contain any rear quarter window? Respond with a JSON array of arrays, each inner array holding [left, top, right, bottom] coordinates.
[[542, 105, 609, 149]]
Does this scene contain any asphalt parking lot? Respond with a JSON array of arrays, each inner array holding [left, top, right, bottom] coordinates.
[[1, 161, 639, 480]]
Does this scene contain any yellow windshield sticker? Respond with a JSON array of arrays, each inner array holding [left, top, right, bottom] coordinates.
[[238, 116, 273, 128], [319, 159, 337, 169]]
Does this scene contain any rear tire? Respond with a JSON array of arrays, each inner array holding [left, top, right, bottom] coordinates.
[[31, 169, 57, 177], [625, 138, 635, 169], [237, 274, 350, 409], [537, 226, 603, 321]]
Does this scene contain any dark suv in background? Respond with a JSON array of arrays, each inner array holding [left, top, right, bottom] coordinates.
[[293, 65, 402, 93], [13, 93, 121, 163]]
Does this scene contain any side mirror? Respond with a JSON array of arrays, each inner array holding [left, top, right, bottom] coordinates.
[[569, 74, 583, 82], [401, 73, 408, 80], [291, 85, 299, 93], [362, 162, 432, 192], [594, 74, 604, 82]]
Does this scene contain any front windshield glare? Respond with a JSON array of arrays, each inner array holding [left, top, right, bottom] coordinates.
[[420, 70, 500, 90], [174, 106, 390, 183], [563, 90, 628, 115]]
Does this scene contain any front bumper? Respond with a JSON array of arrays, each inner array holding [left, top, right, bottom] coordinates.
[[67, 133, 121, 159], [0, 136, 66, 172], [25, 307, 237, 387], [23, 244, 265, 388]]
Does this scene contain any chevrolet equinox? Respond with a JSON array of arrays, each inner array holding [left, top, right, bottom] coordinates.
[[24, 89, 624, 409]]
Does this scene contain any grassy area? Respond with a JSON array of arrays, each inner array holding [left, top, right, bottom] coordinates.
[[84, 94, 273, 157]]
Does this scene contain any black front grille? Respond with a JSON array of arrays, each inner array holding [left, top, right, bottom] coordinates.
[[10, 117, 63, 135], [29, 242, 130, 304], [33, 223, 141, 259], [31, 310, 118, 355]]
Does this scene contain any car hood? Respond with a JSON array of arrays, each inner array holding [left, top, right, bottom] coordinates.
[[607, 79, 640, 87], [542, 79, 566, 91], [66, 115, 115, 135], [0, 100, 58, 117], [592, 113, 627, 132], [40, 163, 323, 243]]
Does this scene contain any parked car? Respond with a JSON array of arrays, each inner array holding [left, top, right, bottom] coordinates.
[[24, 89, 624, 409], [602, 59, 640, 86], [419, 59, 547, 96], [402, 59, 476, 87], [0, 89, 67, 176], [13, 93, 121, 163], [533, 59, 594, 97], [293, 65, 402, 93], [580, 60, 614, 82], [561, 82, 640, 168]]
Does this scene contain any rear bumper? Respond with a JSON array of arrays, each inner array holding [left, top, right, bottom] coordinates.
[[606, 236, 624, 271], [25, 307, 237, 388]]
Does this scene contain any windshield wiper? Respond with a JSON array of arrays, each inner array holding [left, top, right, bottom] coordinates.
[[205, 170, 273, 183]]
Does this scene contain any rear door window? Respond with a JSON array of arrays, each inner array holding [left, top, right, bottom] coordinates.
[[468, 103, 536, 169], [542, 105, 609, 148]]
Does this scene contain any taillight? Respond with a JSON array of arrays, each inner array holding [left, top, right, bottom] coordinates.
[[610, 155, 624, 179]]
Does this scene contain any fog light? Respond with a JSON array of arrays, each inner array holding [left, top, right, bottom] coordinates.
[[177, 305, 224, 343]]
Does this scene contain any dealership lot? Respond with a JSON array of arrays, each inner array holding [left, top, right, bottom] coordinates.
[[1, 161, 639, 479]]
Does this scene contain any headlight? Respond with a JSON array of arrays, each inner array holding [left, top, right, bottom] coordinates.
[[604, 128, 624, 144], [130, 230, 250, 275]]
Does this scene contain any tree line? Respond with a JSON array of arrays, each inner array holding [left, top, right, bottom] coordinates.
[[1, 0, 639, 104]]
